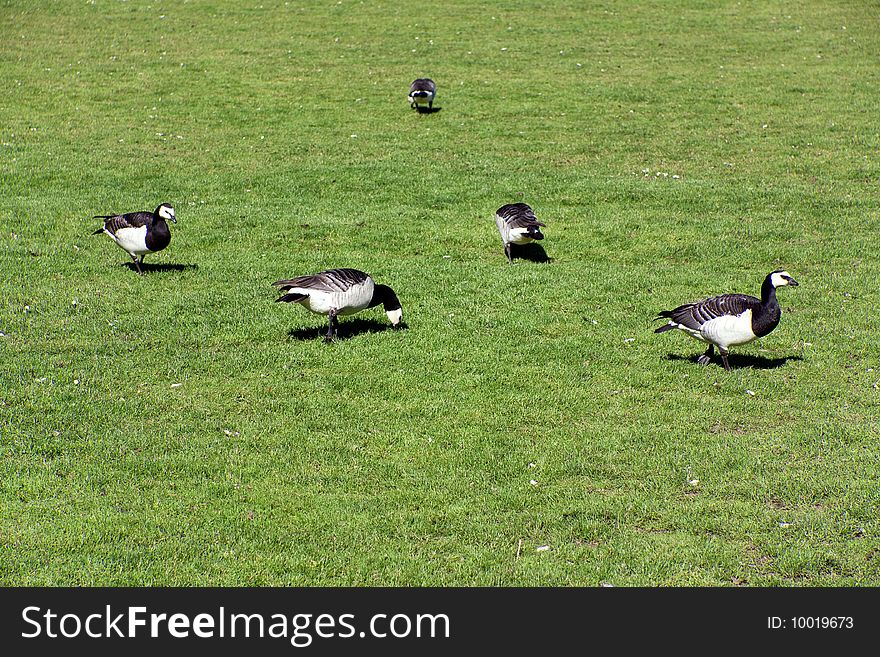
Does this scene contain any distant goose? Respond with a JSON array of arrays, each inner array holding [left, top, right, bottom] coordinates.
[[408, 78, 436, 110], [92, 203, 176, 275], [273, 268, 403, 342], [654, 270, 799, 371], [494, 202, 546, 263]]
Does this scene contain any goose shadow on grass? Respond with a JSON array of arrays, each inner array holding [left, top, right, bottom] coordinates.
[[415, 106, 442, 114], [286, 318, 407, 342], [665, 353, 803, 370], [122, 262, 198, 274], [510, 242, 551, 263]]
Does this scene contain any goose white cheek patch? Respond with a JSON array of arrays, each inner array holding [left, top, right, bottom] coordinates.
[[386, 308, 403, 326], [770, 271, 791, 287]]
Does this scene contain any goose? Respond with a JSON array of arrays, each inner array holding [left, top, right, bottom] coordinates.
[[92, 203, 176, 275], [494, 202, 546, 263], [408, 78, 436, 110], [654, 270, 799, 371], [272, 268, 403, 342]]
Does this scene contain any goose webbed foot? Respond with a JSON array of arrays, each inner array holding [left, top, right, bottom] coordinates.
[[696, 345, 715, 366]]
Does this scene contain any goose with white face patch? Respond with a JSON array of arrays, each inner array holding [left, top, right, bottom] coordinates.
[[494, 202, 546, 263], [408, 78, 436, 110], [92, 203, 176, 275], [272, 268, 403, 342], [654, 270, 799, 371]]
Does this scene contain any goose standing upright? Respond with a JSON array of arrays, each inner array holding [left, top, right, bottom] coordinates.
[[92, 202, 176, 275], [408, 78, 436, 110], [494, 202, 546, 263], [272, 268, 403, 342], [654, 270, 799, 371]]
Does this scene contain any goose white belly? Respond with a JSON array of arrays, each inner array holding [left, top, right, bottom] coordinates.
[[292, 280, 374, 316], [108, 226, 149, 256], [507, 226, 535, 245], [699, 310, 757, 349]]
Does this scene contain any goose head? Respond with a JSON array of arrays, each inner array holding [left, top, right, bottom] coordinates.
[[157, 203, 177, 224], [770, 270, 798, 288]]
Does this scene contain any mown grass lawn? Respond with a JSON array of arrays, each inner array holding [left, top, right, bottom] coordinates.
[[1, 0, 879, 586]]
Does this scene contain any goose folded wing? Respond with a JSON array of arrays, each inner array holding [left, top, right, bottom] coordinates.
[[667, 294, 760, 330], [498, 204, 544, 227], [101, 212, 151, 234], [507, 213, 546, 229], [272, 268, 368, 292]]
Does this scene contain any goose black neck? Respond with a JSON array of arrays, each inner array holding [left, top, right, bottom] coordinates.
[[760, 274, 778, 307], [145, 218, 171, 251], [369, 284, 401, 312]]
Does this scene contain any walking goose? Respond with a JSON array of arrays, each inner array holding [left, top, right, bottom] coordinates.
[[494, 202, 546, 263], [408, 78, 436, 110], [273, 268, 403, 342], [92, 203, 176, 275], [654, 270, 799, 371]]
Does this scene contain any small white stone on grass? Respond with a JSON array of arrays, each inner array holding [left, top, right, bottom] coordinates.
[[746, 390, 756, 396], [170, 383, 183, 388], [536, 545, 550, 552], [529, 479, 538, 486]]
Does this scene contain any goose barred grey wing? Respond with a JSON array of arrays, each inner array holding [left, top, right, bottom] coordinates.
[[93, 211, 152, 235], [496, 203, 546, 229], [272, 268, 369, 293], [410, 78, 435, 94], [657, 293, 761, 331]]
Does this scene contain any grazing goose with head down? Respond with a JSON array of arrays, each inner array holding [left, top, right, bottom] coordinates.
[[273, 268, 403, 342], [494, 202, 546, 263], [92, 202, 176, 275], [654, 270, 799, 371], [408, 78, 436, 110]]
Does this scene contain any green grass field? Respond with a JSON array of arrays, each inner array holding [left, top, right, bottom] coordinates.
[[2, 0, 879, 586]]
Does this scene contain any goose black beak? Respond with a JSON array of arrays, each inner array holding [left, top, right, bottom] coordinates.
[[787, 278, 799, 287]]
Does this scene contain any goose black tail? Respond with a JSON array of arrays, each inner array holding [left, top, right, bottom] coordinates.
[[654, 310, 676, 331], [275, 292, 308, 304]]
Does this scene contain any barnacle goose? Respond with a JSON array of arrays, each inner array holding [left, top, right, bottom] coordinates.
[[654, 270, 799, 371], [92, 203, 176, 275], [494, 202, 546, 263], [272, 268, 403, 342], [408, 78, 436, 110]]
